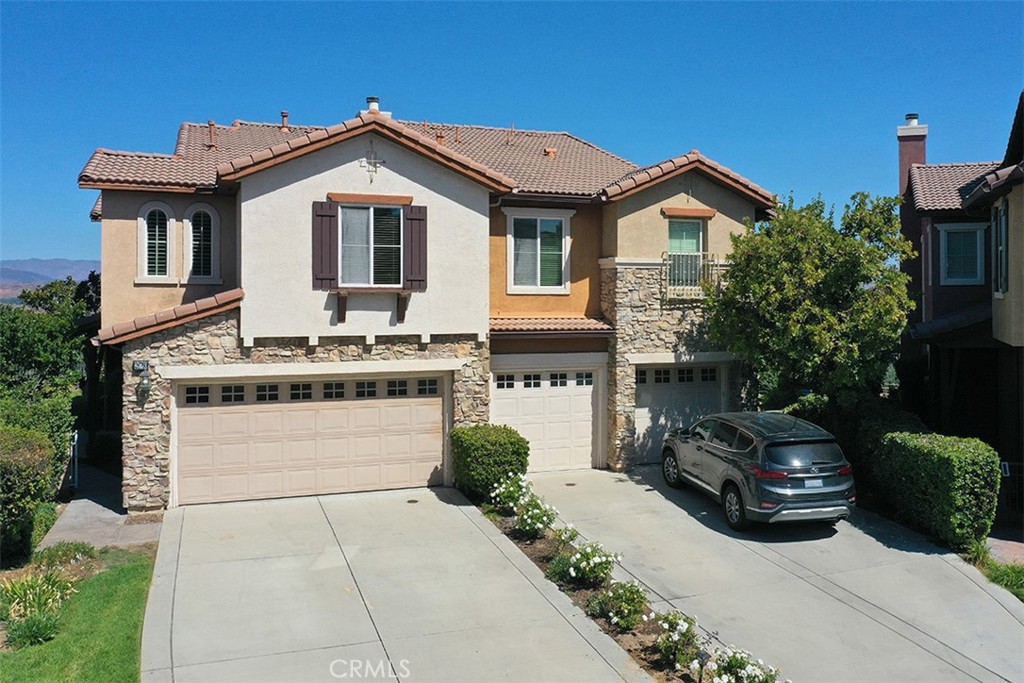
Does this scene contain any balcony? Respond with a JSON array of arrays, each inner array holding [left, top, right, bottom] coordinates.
[[663, 252, 727, 300]]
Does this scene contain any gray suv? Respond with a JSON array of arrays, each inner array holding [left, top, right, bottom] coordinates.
[[661, 412, 855, 530]]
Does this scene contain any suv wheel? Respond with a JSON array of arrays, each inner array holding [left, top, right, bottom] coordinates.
[[722, 484, 748, 531], [662, 450, 682, 488]]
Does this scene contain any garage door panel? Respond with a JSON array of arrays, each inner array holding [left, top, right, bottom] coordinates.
[[635, 370, 722, 464], [177, 388, 443, 504]]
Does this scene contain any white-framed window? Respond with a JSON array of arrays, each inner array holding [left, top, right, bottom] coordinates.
[[502, 207, 574, 294], [496, 374, 515, 389], [550, 372, 568, 387], [938, 223, 986, 286], [667, 219, 704, 288], [184, 203, 221, 282], [137, 201, 176, 282], [523, 373, 541, 388], [339, 206, 403, 287], [992, 200, 1009, 295]]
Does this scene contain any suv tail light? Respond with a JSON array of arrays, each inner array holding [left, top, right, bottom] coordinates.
[[748, 465, 788, 480], [838, 465, 853, 476]]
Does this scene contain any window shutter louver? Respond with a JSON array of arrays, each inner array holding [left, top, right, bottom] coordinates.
[[403, 205, 427, 291], [312, 201, 339, 290]]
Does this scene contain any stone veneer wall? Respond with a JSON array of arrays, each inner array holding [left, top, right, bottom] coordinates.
[[601, 264, 735, 469], [120, 310, 489, 511]]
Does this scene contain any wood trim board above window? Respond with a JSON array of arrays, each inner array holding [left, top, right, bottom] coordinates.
[[501, 207, 575, 295], [661, 207, 717, 219], [326, 193, 414, 206]]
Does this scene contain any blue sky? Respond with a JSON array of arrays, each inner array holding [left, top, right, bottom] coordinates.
[[1, 1, 1020, 261]]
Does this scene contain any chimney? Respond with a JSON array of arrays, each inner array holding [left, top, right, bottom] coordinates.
[[206, 120, 217, 149], [897, 112, 927, 195], [280, 110, 290, 132], [366, 96, 380, 114]]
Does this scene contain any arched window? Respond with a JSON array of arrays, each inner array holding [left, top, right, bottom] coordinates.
[[145, 208, 169, 276], [137, 201, 176, 281], [185, 204, 220, 281]]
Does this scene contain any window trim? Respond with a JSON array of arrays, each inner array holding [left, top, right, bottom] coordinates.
[[938, 222, 986, 286], [337, 205, 404, 289], [184, 203, 222, 284], [502, 207, 574, 295], [136, 201, 176, 284], [667, 218, 704, 255]]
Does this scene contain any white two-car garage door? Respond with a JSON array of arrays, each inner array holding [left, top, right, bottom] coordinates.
[[490, 367, 600, 472], [634, 366, 723, 464], [175, 378, 443, 505]]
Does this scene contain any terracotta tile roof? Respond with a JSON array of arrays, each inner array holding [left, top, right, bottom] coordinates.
[[964, 162, 1024, 208], [89, 195, 102, 222], [907, 162, 1000, 212], [95, 288, 244, 345], [489, 317, 614, 334], [602, 149, 775, 207]]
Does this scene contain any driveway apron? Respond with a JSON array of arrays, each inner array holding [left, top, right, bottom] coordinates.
[[531, 468, 1024, 683]]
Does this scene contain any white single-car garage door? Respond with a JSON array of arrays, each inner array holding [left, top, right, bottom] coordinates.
[[634, 366, 722, 464], [175, 378, 443, 505], [490, 369, 599, 472]]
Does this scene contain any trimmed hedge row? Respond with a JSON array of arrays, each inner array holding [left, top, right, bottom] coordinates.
[[858, 404, 1000, 550], [0, 426, 54, 566], [450, 424, 529, 501], [0, 392, 75, 491]]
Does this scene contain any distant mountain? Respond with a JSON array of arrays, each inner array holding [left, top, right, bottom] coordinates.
[[0, 258, 101, 301]]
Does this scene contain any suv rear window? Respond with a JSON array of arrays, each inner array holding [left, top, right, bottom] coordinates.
[[764, 441, 844, 467]]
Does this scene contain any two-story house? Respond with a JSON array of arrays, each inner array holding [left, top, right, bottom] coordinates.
[[80, 97, 773, 512], [896, 92, 1023, 517]]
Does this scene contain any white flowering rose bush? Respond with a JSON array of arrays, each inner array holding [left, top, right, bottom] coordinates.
[[512, 492, 558, 539], [697, 647, 780, 683], [550, 523, 579, 553], [585, 580, 648, 631], [653, 610, 702, 672], [546, 540, 621, 587], [489, 473, 533, 515]]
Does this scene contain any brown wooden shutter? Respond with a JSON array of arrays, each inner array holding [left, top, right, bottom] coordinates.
[[312, 201, 339, 290], [403, 205, 427, 291]]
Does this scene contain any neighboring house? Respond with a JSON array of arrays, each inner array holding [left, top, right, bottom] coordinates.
[[79, 97, 773, 512], [896, 92, 1024, 518]]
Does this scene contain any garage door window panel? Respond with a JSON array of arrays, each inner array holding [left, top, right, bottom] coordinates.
[[184, 386, 210, 404], [417, 378, 438, 395], [524, 374, 541, 388], [356, 381, 377, 398], [497, 374, 515, 389], [701, 368, 717, 382], [256, 384, 279, 402], [387, 380, 408, 397], [575, 372, 593, 386], [323, 382, 345, 399], [290, 383, 313, 401], [221, 385, 245, 403]]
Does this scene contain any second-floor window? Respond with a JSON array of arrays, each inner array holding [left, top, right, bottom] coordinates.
[[138, 201, 175, 281], [340, 206, 402, 286], [667, 219, 702, 288], [503, 207, 574, 294], [993, 200, 1009, 294], [938, 223, 986, 286], [146, 209, 169, 277], [185, 205, 220, 281]]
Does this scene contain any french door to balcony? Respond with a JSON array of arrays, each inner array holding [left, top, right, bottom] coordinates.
[[668, 219, 702, 289]]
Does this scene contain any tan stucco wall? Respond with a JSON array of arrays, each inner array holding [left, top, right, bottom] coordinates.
[[99, 190, 238, 328], [993, 184, 1024, 347], [610, 171, 756, 259], [489, 203, 603, 318]]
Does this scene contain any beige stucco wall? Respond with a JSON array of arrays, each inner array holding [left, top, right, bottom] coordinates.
[[993, 184, 1024, 347], [237, 133, 491, 342], [489, 203, 603, 318], [610, 172, 756, 259], [99, 190, 239, 328]]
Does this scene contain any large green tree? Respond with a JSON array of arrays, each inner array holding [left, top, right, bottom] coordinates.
[[704, 193, 914, 407]]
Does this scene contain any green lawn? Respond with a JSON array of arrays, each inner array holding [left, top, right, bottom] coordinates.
[[982, 560, 1024, 602], [0, 547, 154, 683]]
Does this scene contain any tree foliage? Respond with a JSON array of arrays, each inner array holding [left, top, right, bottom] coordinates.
[[704, 193, 914, 406]]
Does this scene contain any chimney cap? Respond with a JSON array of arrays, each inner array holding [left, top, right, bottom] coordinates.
[[905, 112, 919, 125]]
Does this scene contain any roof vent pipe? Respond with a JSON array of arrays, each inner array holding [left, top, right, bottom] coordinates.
[[280, 110, 290, 131], [905, 113, 919, 126], [366, 96, 380, 114], [436, 131, 446, 146]]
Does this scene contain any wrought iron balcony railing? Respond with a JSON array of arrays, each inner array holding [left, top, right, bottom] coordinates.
[[663, 252, 728, 300]]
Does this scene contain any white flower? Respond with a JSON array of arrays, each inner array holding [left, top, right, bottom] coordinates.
[[689, 659, 701, 673], [568, 567, 576, 577]]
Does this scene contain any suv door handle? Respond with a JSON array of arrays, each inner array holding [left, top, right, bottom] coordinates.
[[695, 445, 704, 452]]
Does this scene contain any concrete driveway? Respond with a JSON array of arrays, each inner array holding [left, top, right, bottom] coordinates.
[[531, 468, 1024, 683], [141, 487, 647, 683]]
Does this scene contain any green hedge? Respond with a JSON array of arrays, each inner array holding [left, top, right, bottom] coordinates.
[[0, 426, 55, 567], [451, 424, 529, 501], [0, 392, 75, 491], [869, 429, 1000, 550]]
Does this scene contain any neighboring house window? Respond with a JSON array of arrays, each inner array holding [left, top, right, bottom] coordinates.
[[417, 379, 439, 396], [502, 207, 574, 294], [938, 223, 986, 285], [185, 204, 220, 281], [993, 200, 1009, 294], [340, 207, 402, 286], [137, 202, 175, 280], [667, 219, 703, 288]]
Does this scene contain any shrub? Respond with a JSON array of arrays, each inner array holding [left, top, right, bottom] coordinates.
[[872, 431, 1000, 550], [30, 503, 58, 549], [700, 646, 780, 683], [451, 424, 529, 501], [1, 570, 76, 621], [5, 610, 60, 648], [963, 539, 992, 566], [586, 580, 648, 631], [550, 524, 580, 554], [0, 425, 54, 566], [512, 492, 558, 539], [490, 473, 532, 515], [781, 392, 830, 424], [0, 391, 75, 489], [654, 610, 701, 671], [546, 541, 620, 588], [33, 541, 97, 569]]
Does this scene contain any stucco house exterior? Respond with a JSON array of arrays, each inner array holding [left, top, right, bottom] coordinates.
[[896, 92, 1023, 519], [80, 97, 773, 512]]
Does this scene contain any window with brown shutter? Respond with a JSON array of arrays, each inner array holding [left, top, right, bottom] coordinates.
[[312, 201, 339, 290], [403, 205, 427, 291]]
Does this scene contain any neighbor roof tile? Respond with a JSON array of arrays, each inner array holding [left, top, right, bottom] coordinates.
[[908, 162, 1001, 212]]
